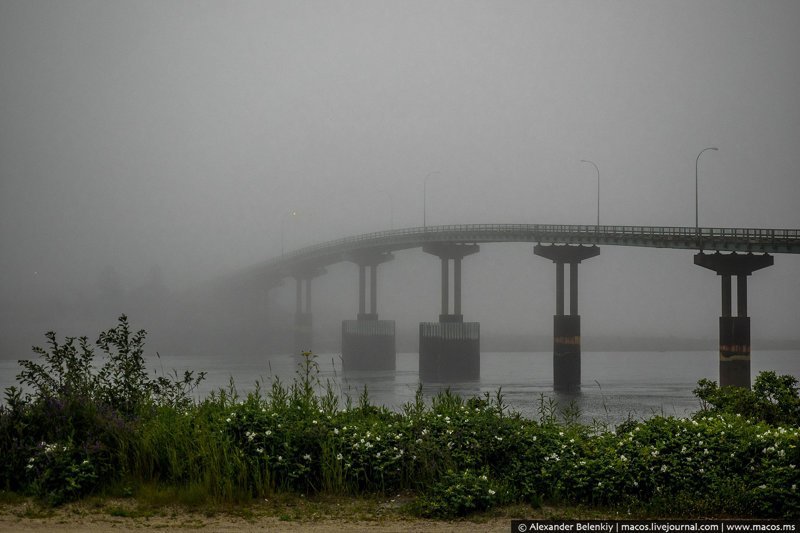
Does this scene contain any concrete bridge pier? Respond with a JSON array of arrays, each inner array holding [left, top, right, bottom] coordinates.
[[419, 243, 480, 382], [694, 252, 773, 388], [292, 267, 325, 355], [342, 251, 396, 371], [534, 244, 600, 392]]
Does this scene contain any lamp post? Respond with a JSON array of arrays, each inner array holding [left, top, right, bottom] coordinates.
[[580, 159, 600, 226], [423, 170, 440, 229], [281, 210, 297, 257], [696, 147, 718, 233]]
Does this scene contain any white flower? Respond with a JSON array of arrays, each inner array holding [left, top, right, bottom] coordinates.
[[494, 436, 503, 441], [226, 418, 231, 423], [277, 455, 283, 461], [256, 447, 263, 454], [620, 455, 628, 462], [303, 454, 311, 461], [265, 430, 272, 436], [336, 453, 343, 460], [312, 420, 318, 425], [480, 475, 488, 481], [488, 489, 496, 496], [333, 428, 339, 435], [660, 465, 668, 473], [699, 468, 705, 473], [759, 484, 767, 489]]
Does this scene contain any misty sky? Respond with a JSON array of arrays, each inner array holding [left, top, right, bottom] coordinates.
[[2, 1, 800, 353]]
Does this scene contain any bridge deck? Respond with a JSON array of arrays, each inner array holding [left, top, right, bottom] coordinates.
[[261, 224, 800, 282]]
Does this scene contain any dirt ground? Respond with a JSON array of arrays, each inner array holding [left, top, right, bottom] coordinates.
[[0, 497, 540, 532], [0, 514, 511, 532]]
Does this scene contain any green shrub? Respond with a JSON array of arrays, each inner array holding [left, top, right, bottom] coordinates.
[[0, 316, 204, 503], [694, 371, 800, 426], [413, 468, 506, 518]]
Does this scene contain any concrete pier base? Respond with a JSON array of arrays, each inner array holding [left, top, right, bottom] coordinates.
[[554, 315, 581, 392], [695, 252, 773, 389], [534, 244, 599, 392], [293, 312, 312, 354], [341, 319, 396, 371], [419, 321, 480, 382], [719, 316, 750, 388]]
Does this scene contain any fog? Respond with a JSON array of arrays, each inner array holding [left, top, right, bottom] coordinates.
[[2, 1, 800, 359]]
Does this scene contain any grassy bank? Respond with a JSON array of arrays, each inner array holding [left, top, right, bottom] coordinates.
[[1, 317, 798, 519]]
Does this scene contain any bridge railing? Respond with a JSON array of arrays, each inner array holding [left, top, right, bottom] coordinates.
[[270, 224, 800, 269]]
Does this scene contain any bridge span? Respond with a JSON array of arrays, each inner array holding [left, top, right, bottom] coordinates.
[[248, 224, 800, 391]]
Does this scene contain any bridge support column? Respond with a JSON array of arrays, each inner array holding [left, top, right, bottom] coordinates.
[[292, 266, 325, 355], [419, 243, 480, 382], [342, 251, 396, 371], [534, 244, 600, 392], [694, 252, 773, 388]]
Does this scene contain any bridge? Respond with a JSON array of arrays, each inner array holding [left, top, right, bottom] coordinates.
[[246, 224, 800, 391]]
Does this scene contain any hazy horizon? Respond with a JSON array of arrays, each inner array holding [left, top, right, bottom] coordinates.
[[2, 1, 799, 361]]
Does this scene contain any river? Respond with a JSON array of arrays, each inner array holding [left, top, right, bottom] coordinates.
[[2, 350, 797, 425]]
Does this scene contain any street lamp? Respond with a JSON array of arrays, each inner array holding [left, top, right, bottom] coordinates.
[[580, 159, 600, 226], [695, 147, 718, 232], [281, 209, 297, 257], [423, 170, 440, 229]]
